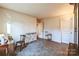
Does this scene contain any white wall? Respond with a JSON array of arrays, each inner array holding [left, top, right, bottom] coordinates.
[[43, 17, 61, 42], [0, 8, 37, 42], [43, 13, 74, 44]]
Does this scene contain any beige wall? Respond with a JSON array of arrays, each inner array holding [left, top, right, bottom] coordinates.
[[0, 8, 37, 42]]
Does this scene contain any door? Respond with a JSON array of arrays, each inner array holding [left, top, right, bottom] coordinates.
[[37, 22, 43, 38], [61, 14, 74, 44]]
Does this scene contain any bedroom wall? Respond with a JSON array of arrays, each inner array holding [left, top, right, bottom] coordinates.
[[0, 7, 37, 43], [43, 13, 74, 44]]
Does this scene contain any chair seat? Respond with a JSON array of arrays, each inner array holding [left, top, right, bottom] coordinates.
[[16, 43, 21, 46]]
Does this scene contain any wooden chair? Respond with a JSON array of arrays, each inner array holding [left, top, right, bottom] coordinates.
[[68, 43, 78, 56], [15, 35, 26, 51], [45, 34, 52, 41]]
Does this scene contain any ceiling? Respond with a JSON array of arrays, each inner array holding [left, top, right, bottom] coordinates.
[[0, 3, 74, 19]]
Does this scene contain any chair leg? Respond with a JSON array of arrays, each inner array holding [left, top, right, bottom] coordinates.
[[20, 45, 22, 51]]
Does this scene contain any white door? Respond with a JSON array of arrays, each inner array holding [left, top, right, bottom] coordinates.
[[61, 14, 74, 44], [37, 22, 43, 38]]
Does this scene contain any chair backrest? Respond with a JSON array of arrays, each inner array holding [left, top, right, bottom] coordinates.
[[68, 43, 78, 56], [68, 43, 77, 49], [20, 35, 26, 41]]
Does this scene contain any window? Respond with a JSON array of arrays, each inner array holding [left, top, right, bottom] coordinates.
[[7, 23, 11, 34]]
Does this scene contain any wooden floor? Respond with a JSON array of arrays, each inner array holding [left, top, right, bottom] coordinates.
[[17, 39, 68, 56]]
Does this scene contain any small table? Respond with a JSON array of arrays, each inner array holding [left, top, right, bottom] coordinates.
[[0, 44, 8, 56]]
